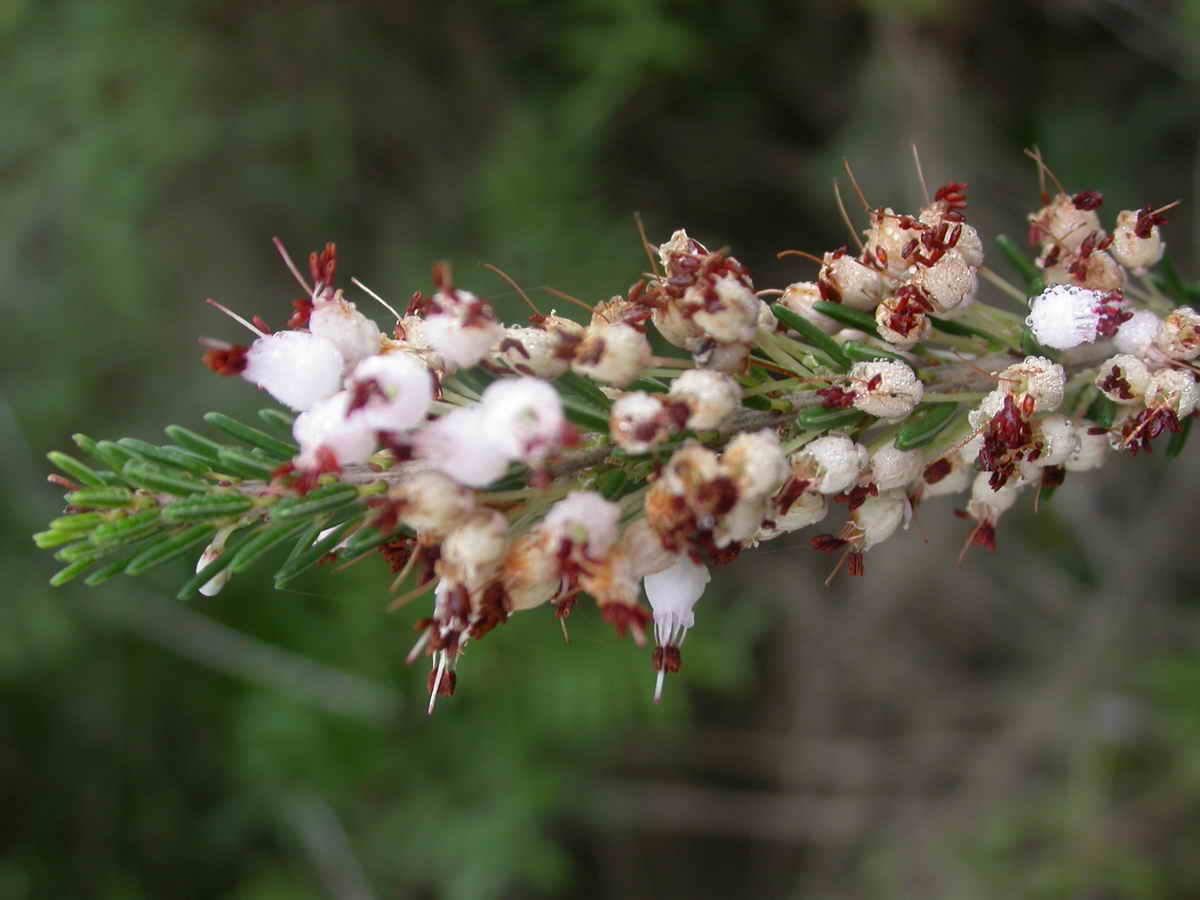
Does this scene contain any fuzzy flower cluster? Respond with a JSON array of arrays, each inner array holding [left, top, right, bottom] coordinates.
[[41, 157, 1199, 712]]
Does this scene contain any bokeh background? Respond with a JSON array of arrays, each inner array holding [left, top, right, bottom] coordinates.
[[6, 0, 1200, 897]]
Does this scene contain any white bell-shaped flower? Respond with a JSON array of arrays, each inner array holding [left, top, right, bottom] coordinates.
[[242, 330, 344, 411], [644, 554, 711, 702]]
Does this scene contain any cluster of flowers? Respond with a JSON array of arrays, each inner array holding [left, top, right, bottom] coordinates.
[[44, 156, 1198, 710]]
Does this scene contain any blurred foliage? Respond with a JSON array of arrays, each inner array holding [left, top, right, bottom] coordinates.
[[5, 0, 1200, 897]]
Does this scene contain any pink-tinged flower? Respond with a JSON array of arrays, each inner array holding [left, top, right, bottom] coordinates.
[[542, 491, 621, 558], [308, 295, 382, 367], [414, 407, 510, 488], [347, 351, 433, 432], [644, 554, 711, 702], [480, 377, 569, 465], [293, 390, 378, 468], [1026, 284, 1131, 350], [423, 288, 504, 370], [242, 330, 344, 411]]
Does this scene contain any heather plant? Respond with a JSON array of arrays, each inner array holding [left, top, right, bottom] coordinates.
[[34, 149, 1200, 712]]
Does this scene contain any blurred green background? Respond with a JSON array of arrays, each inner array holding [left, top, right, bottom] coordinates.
[[6, 0, 1200, 896]]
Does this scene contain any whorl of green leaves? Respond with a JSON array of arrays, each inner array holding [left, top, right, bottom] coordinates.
[[36, 409, 391, 594]]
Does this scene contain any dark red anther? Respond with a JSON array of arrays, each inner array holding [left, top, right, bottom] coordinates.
[[817, 277, 842, 305], [1135, 204, 1170, 239], [1072, 191, 1104, 211], [1098, 365, 1134, 400], [847, 550, 864, 577], [817, 385, 856, 408], [427, 667, 456, 697], [970, 521, 997, 552], [308, 242, 337, 287], [202, 345, 248, 376], [836, 482, 878, 511], [923, 458, 952, 484], [1095, 291, 1132, 338], [498, 337, 530, 359], [811, 534, 848, 552], [1041, 466, 1066, 491], [901, 238, 919, 260], [600, 603, 652, 643], [347, 377, 388, 413], [866, 373, 883, 391], [777, 478, 812, 515], [430, 262, 452, 293], [288, 297, 314, 329], [875, 246, 888, 267]]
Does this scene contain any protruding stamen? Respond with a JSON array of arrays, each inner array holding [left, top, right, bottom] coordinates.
[[633, 212, 661, 278], [912, 143, 930, 206], [482, 263, 542, 317], [272, 236, 314, 296], [351, 277, 402, 322], [205, 298, 266, 338], [832, 179, 865, 251], [427, 652, 447, 716], [842, 158, 870, 213], [653, 668, 666, 704]]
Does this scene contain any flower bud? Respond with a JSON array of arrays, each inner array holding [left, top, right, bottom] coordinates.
[[756, 488, 828, 541], [779, 281, 839, 334], [668, 369, 741, 430], [390, 469, 476, 537], [309, 296, 382, 367], [863, 208, 921, 278], [440, 509, 509, 591], [348, 350, 433, 431], [495, 326, 571, 378], [870, 444, 924, 491], [849, 360, 924, 419], [195, 526, 236, 597], [819, 249, 884, 311], [1094, 354, 1151, 404], [572, 322, 652, 387], [920, 452, 972, 498], [415, 407, 511, 488], [1153, 306, 1200, 361], [968, 471, 1021, 522], [1064, 422, 1109, 472], [999, 356, 1066, 413], [1113, 309, 1163, 357], [689, 273, 762, 344], [423, 289, 504, 370], [911, 249, 977, 314], [919, 206, 984, 267], [875, 295, 931, 348], [610, 392, 677, 454], [501, 532, 560, 613], [1145, 368, 1199, 418], [1111, 208, 1165, 273], [543, 491, 622, 558], [293, 390, 377, 468], [652, 301, 707, 352], [795, 434, 869, 494], [722, 429, 788, 500], [1029, 193, 1102, 253], [1042, 249, 1124, 293], [480, 377, 568, 465], [851, 489, 908, 551], [1029, 414, 1079, 467]]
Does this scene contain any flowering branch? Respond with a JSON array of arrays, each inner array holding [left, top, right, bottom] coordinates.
[[36, 152, 1200, 711]]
